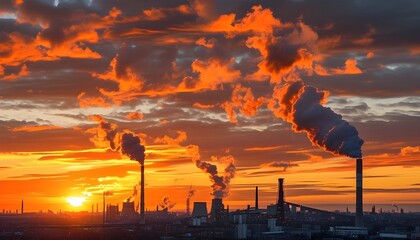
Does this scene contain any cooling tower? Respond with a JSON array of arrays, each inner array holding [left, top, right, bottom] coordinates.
[[192, 202, 208, 217], [121, 201, 136, 220], [210, 198, 224, 223], [355, 158, 363, 227]]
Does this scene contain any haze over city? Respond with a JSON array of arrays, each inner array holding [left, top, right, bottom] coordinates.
[[0, 0, 419, 239]]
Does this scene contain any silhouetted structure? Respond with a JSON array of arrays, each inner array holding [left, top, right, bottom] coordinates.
[[121, 201, 136, 221], [192, 202, 208, 218], [356, 158, 363, 227], [140, 164, 145, 224], [210, 198, 224, 223], [255, 186, 259, 210], [277, 178, 285, 224]]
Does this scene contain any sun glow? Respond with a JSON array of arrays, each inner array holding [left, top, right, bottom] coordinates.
[[66, 197, 86, 207]]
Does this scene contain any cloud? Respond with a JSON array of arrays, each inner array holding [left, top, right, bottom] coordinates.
[[400, 146, 420, 156], [124, 112, 144, 120], [12, 125, 62, 132], [154, 131, 187, 146]]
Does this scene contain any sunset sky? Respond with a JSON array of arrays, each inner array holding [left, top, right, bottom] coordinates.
[[0, 0, 419, 213]]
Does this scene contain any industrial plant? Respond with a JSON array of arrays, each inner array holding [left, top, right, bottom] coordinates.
[[1, 156, 419, 240]]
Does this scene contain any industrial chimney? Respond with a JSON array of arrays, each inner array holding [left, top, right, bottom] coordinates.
[[210, 198, 224, 223], [140, 164, 145, 224], [277, 178, 285, 224], [355, 158, 363, 227], [255, 186, 259, 210], [21, 199, 23, 214]]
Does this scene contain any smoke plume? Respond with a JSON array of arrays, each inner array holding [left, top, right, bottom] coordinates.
[[270, 81, 364, 158], [126, 184, 138, 202], [90, 115, 145, 164], [186, 145, 236, 198], [187, 185, 195, 199], [159, 196, 176, 211]]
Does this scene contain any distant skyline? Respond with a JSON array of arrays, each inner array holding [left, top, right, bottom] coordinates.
[[0, 0, 419, 212]]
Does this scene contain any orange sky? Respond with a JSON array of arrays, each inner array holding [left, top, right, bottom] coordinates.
[[0, 0, 419, 213]]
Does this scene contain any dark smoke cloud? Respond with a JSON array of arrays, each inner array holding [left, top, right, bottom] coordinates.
[[90, 115, 145, 164], [119, 131, 145, 164], [186, 145, 236, 198], [265, 39, 302, 74], [271, 81, 364, 158]]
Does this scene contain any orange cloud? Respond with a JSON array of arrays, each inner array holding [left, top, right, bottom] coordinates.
[[400, 146, 420, 156], [366, 52, 375, 59], [125, 112, 144, 120], [1, 64, 29, 81], [190, 58, 241, 90], [12, 125, 63, 132], [201, 5, 287, 36], [193, 102, 215, 109], [195, 37, 216, 48], [143, 8, 166, 20], [154, 131, 187, 146], [222, 84, 264, 123], [331, 58, 362, 74], [315, 58, 362, 76], [77, 92, 111, 108], [244, 146, 284, 151], [94, 56, 144, 104]]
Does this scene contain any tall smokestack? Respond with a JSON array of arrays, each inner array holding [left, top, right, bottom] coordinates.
[[277, 178, 285, 224], [186, 197, 190, 215], [21, 199, 23, 214], [355, 158, 363, 227], [255, 186, 259, 210], [140, 164, 145, 224], [103, 192, 106, 224]]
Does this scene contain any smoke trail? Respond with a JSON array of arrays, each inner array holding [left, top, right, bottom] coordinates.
[[186, 145, 236, 198], [90, 115, 146, 164], [270, 81, 364, 158], [126, 184, 138, 202], [187, 185, 195, 199], [159, 196, 176, 211]]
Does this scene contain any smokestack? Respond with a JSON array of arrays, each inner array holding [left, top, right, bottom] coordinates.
[[186, 196, 190, 215], [355, 158, 363, 227], [21, 199, 23, 214], [140, 164, 145, 224], [277, 178, 285, 224], [103, 192, 106, 224], [255, 186, 259, 210]]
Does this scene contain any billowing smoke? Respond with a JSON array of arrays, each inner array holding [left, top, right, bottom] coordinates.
[[119, 131, 145, 164], [90, 115, 145, 164], [186, 145, 236, 198], [126, 184, 138, 202], [270, 81, 364, 158], [159, 196, 176, 211]]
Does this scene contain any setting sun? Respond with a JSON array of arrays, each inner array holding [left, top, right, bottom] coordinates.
[[66, 197, 86, 207]]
